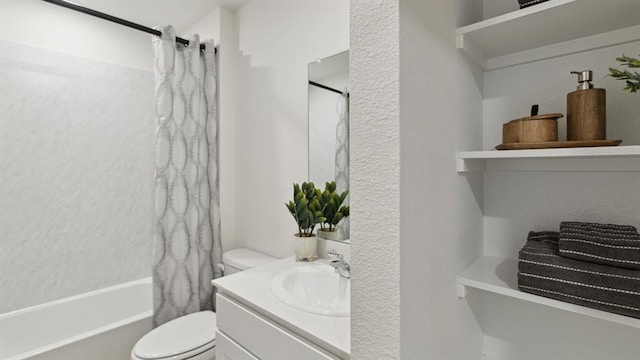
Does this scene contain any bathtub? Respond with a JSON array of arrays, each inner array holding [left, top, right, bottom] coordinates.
[[0, 278, 152, 360]]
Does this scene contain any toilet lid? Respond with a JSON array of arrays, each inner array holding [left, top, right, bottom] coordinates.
[[222, 248, 277, 271], [134, 311, 217, 359]]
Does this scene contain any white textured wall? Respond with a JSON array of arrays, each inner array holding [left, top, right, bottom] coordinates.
[[351, 1, 485, 358], [230, 0, 349, 257], [350, 0, 401, 358], [0, 39, 155, 312]]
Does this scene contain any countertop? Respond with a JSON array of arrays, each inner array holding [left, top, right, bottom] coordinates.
[[211, 257, 350, 359]]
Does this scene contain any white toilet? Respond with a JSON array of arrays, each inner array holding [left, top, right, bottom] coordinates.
[[131, 248, 277, 360]]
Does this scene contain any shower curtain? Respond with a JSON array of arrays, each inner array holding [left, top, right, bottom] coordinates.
[[335, 92, 349, 239], [152, 26, 221, 327]]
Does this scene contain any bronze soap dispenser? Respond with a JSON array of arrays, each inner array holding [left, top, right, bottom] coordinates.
[[566, 70, 606, 141]]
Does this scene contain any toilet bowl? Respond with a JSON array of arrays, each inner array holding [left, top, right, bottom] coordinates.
[[131, 248, 277, 360]]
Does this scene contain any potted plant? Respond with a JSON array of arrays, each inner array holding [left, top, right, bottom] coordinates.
[[609, 54, 640, 93], [285, 182, 325, 261], [317, 181, 350, 241]]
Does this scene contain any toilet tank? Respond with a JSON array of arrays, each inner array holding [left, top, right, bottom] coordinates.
[[222, 248, 277, 275]]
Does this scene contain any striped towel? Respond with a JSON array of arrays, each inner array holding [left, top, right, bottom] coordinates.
[[518, 0, 549, 9], [518, 231, 640, 319], [559, 221, 640, 270]]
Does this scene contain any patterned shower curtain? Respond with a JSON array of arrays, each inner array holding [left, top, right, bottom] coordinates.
[[152, 26, 222, 327], [335, 92, 349, 239]]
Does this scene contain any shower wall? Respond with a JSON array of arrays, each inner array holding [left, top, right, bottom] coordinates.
[[0, 39, 155, 313]]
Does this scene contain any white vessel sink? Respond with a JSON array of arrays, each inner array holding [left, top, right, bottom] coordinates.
[[270, 263, 350, 317]]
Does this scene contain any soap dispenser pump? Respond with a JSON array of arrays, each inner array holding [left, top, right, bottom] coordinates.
[[566, 70, 606, 141]]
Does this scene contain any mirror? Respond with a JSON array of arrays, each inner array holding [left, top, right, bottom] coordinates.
[[308, 50, 349, 242]]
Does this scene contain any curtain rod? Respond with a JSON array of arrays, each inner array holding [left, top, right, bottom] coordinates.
[[309, 81, 347, 96], [40, 0, 215, 53]]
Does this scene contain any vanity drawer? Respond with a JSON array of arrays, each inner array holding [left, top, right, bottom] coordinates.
[[216, 293, 338, 360], [216, 330, 259, 360]]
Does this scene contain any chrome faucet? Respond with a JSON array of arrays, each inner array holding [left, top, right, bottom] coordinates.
[[329, 252, 350, 279]]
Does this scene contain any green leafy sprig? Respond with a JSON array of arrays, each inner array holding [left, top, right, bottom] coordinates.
[[609, 54, 640, 93]]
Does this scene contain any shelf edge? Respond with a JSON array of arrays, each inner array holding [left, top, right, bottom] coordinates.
[[457, 147, 640, 173], [458, 146, 640, 160], [458, 273, 640, 329], [456, 35, 487, 69], [457, 257, 640, 329], [456, 0, 575, 36], [456, 0, 640, 70]]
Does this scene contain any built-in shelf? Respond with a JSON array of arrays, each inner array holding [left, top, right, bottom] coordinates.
[[456, 0, 640, 70], [457, 145, 640, 172], [457, 256, 640, 329]]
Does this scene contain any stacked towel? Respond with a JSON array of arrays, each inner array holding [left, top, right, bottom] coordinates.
[[518, 0, 549, 9], [518, 231, 640, 319], [559, 221, 640, 270]]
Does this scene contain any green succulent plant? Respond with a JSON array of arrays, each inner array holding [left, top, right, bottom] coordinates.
[[318, 181, 350, 232], [609, 54, 640, 93], [285, 182, 326, 237]]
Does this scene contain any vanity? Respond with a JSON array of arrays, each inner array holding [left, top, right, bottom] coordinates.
[[212, 257, 350, 360]]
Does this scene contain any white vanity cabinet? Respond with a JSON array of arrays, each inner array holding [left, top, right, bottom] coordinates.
[[216, 330, 259, 360], [215, 294, 339, 360], [212, 258, 350, 360]]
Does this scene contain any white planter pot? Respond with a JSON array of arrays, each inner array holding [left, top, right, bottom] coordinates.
[[317, 229, 341, 241], [292, 234, 317, 261]]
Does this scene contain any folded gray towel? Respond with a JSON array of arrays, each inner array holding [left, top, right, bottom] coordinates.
[[559, 221, 640, 270], [518, 231, 640, 319]]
